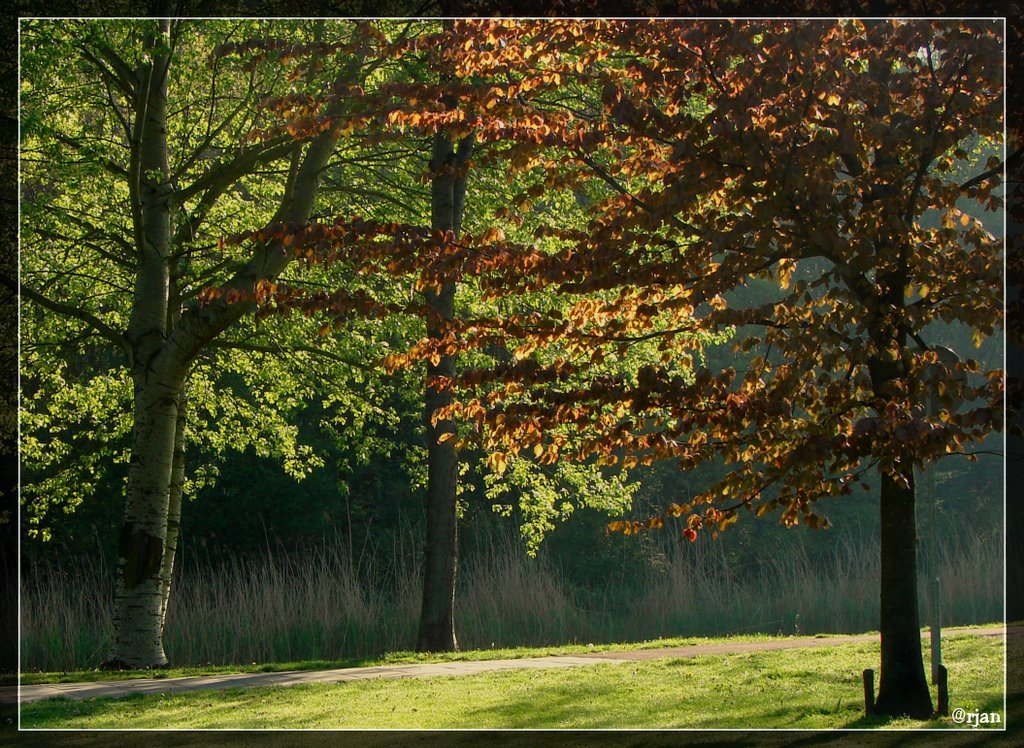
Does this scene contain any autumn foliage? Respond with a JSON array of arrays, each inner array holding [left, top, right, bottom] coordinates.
[[207, 19, 1004, 548]]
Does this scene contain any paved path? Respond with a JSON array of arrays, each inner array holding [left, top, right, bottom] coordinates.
[[7, 625, 1008, 705]]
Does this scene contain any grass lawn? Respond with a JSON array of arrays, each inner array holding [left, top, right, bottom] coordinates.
[[20, 632, 1004, 729], [19, 623, 1007, 686], [16, 630, 832, 686]]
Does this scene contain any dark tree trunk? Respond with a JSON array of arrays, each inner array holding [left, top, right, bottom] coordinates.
[[416, 127, 472, 652], [867, 290, 934, 717], [873, 469, 933, 718], [417, 280, 460, 652]]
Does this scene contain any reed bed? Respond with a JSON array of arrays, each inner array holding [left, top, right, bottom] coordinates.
[[20, 530, 1003, 672]]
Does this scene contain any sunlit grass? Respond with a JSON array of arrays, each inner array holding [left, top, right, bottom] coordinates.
[[20, 633, 1004, 729], [20, 624, 1006, 687], [15, 630, 873, 686]]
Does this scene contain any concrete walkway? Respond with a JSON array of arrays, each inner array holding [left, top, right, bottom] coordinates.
[[8, 625, 1007, 705]]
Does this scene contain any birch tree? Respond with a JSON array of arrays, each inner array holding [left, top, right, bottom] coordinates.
[[17, 17, 369, 668]]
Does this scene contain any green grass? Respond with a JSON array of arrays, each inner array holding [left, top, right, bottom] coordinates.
[[20, 633, 1004, 729], [18, 631, 808, 685], [21, 622, 1008, 687]]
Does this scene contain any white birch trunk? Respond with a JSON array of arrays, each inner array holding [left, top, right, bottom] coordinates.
[[159, 394, 186, 634], [106, 19, 177, 668], [105, 23, 354, 667], [107, 371, 183, 667]]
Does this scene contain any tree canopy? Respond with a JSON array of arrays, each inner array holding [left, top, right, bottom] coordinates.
[[211, 18, 1004, 717], [227, 18, 1004, 538]]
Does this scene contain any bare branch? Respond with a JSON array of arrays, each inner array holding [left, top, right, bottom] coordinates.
[[176, 136, 296, 204]]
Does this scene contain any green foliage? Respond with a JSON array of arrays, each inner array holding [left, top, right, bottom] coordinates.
[[20, 362, 132, 541], [483, 455, 636, 554], [18, 19, 430, 541]]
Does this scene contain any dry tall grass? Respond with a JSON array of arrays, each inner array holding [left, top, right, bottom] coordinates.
[[20, 531, 1002, 672]]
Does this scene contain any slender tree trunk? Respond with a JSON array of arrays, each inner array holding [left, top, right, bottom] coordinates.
[[158, 256, 188, 634], [159, 394, 187, 634], [106, 369, 184, 668], [418, 279, 459, 652], [416, 128, 472, 652], [105, 19, 176, 669]]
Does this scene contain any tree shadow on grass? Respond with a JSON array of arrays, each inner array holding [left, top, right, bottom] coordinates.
[[20, 687, 297, 730], [456, 675, 848, 730], [457, 670, 1014, 740], [14, 674, 1017, 747]]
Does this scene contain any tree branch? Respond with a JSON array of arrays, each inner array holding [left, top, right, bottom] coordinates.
[[176, 137, 296, 204], [208, 339, 372, 371], [49, 131, 129, 179], [172, 140, 299, 248], [2, 273, 130, 356], [578, 153, 704, 239], [959, 147, 1023, 191], [80, 43, 136, 99]]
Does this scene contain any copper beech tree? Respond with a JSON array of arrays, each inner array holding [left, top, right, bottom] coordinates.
[[210, 19, 1004, 718]]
